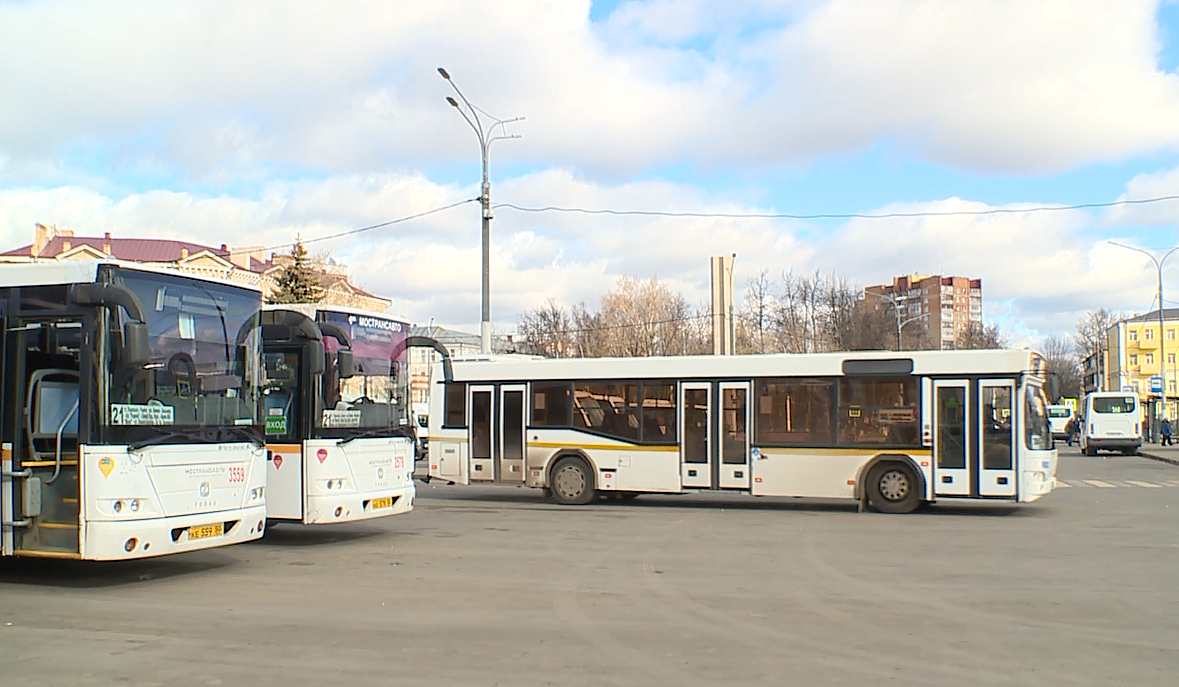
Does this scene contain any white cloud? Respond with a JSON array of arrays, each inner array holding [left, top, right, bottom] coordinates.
[[4, 175, 1165, 344], [2, 0, 1176, 186], [1103, 164, 1179, 226]]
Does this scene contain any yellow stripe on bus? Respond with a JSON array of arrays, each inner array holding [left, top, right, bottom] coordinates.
[[757, 447, 933, 457], [528, 441, 679, 452]]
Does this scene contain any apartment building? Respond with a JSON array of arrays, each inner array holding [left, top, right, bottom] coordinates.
[[1104, 309, 1179, 420], [864, 273, 983, 350]]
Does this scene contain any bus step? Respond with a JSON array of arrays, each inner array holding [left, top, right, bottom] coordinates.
[[35, 521, 79, 529]]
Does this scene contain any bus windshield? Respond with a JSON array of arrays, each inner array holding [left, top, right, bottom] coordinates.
[[1024, 382, 1051, 450], [1047, 406, 1071, 418], [102, 267, 262, 446], [317, 311, 410, 437]]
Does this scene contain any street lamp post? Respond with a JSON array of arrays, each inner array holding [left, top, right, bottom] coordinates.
[[1108, 241, 1179, 442], [438, 67, 524, 355]]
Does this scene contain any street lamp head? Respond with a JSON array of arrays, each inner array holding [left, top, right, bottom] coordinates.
[[446, 96, 460, 108], [437, 67, 451, 80]]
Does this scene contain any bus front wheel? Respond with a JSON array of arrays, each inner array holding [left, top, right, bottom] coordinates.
[[549, 457, 597, 505], [866, 462, 921, 514]]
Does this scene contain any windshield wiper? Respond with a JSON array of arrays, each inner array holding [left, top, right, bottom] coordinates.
[[128, 428, 202, 451], [337, 426, 415, 447], [222, 425, 265, 449]]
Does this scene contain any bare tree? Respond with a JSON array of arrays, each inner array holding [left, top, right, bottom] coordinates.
[[516, 298, 573, 358], [739, 269, 775, 354], [957, 321, 1008, 349], [1041, 334, 1083, 401], [1073, 308, 1122, 391], [1074, 308, 1121, 358]]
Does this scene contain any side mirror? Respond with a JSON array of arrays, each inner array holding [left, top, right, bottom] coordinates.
[[336, 349, 355, 379], [123, 321, 150, 367], [308, 340, 325, 375]]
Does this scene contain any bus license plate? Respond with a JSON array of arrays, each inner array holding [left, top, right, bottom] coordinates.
[[188, 523, 224, 540], [371, 497, 393, 510]]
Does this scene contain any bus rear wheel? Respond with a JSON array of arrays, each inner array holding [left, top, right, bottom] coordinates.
[[549, 457, 596, 505], [866, 462, 921, 514]]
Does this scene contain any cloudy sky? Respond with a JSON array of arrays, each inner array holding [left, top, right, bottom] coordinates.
[[2, 0, 1178, 347]]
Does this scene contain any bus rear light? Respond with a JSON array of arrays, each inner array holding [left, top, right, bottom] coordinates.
[[334, 507, 343, 517], [124, 538, 137, 552]]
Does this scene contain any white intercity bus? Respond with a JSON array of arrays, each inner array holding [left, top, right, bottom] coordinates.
[[426, 349, 1057, 513], [1, 261, 267, 559], [259, 304, 423, 524]]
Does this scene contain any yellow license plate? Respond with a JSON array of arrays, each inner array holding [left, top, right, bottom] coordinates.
[[371, 497, 393, 510], [188, 523, 224, 540]]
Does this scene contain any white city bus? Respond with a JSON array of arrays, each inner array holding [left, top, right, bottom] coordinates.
[[259, 305, 420, 524], [426, 349, 1057, 513], [1, 261, 267, 559]]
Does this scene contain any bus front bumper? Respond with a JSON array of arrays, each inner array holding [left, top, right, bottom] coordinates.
[[1086, 437, 1142, 450], [303, 485, 415, 524], [81, 505, 267, 560]]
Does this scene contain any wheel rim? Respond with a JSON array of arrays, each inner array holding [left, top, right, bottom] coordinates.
[[553, 464, 586, 500], [878, 469, 910, 502]]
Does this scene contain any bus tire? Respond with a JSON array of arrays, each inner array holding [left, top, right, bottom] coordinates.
[[866, 461, 921, 514], [549, 456, 596, 505]]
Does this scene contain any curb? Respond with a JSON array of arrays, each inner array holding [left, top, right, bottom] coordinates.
[[1138, 451, 1179, 467]]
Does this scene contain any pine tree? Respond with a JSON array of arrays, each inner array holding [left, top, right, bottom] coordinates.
[[267, 240, 325, 304]]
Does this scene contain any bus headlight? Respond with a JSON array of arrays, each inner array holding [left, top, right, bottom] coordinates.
[[106, 498, 152, 516]]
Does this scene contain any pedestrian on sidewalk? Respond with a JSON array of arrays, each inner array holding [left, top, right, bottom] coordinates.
[[1162, 417, 1173, 447]]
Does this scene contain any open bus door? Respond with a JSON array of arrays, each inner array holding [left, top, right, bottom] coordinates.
[[2, 314, 87, 559]]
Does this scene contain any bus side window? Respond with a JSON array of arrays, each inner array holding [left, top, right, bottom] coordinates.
[[444, 382, 467, 427]]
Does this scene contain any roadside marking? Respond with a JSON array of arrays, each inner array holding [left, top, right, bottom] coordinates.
[[1126, 480, 1162, 488], [1083, 479, 1117, 488], [1055, 480, 1071, 488]]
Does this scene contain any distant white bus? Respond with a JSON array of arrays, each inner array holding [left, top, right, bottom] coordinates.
[[426, 349, 1057, 513], [1079, 391, 1141, 456]]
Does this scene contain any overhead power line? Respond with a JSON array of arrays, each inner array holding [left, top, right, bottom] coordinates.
[[261, 192, 1178, 255], [495, 194, 1179, 221], [264, 197, 478, 252]]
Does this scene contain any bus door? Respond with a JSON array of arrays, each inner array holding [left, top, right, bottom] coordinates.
[[718, 382, 751, 489], [262, 347, 305, 520], [978, 380, 1016, 497], [680, 382, 752, 490], [932, 380, 971, 497], [498, 384, 526, 483], [468, 385, 495, 481], [2, 316, 86, 558], [680, 383, 712, 488]]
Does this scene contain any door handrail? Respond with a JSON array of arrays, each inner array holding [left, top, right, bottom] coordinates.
[[46, 399, 80, 485]]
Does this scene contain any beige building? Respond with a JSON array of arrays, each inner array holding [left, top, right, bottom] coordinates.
[[1, 223, 390, 313], [864, 273, 983, 350]]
